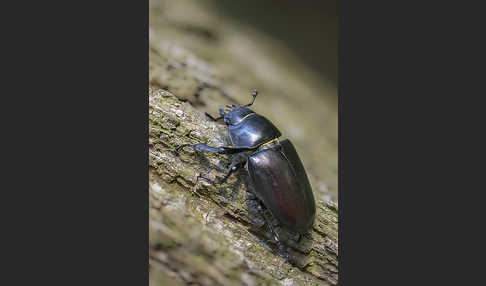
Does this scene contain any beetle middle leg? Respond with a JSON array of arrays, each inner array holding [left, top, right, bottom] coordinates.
[[218, 153, 248, 185]]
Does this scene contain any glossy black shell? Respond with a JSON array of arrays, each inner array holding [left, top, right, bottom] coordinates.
[[228, 113, 281, 149], [247, 139, 316, 233], [224, 106, 254, 125]]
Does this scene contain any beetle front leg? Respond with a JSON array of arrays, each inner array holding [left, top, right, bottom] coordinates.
[[204, 108, 226, 122], [204, 112, 223, 121], [175, 143, 249, 155]]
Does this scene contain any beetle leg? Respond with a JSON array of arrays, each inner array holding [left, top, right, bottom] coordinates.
[[267, 221, 280, 243], [175, 144, 250, 155], [204, 108, 226, 121], [246, 195, 266, 228], [204, 112, 223, 121], [218, 158, 247, 185], [219, 108, 226, 117]]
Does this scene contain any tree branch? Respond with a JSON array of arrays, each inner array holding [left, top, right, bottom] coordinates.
[[149, 89, 338, 286]]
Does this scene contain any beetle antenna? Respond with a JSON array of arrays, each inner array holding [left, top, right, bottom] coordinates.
[[244, 89, 258, 107]]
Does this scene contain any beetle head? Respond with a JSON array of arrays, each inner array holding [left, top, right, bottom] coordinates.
[[223, 106, 254, 125], [222, 89, 259, 125]]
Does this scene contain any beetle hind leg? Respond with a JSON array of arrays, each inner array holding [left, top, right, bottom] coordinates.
[[267, 221, 280, 243]]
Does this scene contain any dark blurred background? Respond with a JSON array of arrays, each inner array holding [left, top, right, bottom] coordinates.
[[212, 0, 338, 88]]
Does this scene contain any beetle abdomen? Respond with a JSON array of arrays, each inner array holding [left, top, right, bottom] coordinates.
[[247, 139, 316, 233]]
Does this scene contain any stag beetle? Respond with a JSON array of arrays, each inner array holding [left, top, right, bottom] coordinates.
[[175, 89, 316, 234]]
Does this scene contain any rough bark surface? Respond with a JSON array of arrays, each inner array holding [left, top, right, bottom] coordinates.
[[149, 1, 338, 285], [149, 89, 338, 286]]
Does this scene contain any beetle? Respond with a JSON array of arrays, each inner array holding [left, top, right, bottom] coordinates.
[[175, 89, 316, 234]]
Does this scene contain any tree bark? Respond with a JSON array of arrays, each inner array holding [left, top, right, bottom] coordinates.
[[149, 89, 338, 286], [149, 1, 338, 285]]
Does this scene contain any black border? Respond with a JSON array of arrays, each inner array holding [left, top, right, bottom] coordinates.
[[4, 1, 149, 285], [6, 0, 479, 284], [338, 0, 481, 284]]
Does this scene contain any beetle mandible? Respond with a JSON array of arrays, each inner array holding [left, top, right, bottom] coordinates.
[[175, 89, 316, 234]]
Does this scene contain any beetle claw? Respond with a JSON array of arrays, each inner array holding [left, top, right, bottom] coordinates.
[[174, 144, 190, 156]]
